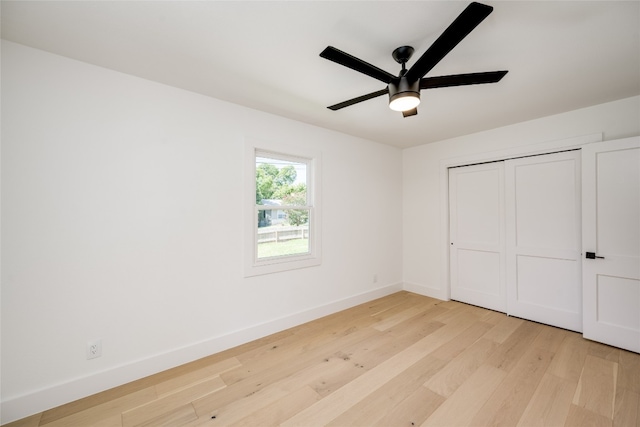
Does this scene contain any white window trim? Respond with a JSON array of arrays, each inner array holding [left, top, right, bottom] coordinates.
[[244, 138, 322, 277]]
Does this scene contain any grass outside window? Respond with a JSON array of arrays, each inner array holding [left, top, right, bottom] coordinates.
[[257, 238, 309, 259]]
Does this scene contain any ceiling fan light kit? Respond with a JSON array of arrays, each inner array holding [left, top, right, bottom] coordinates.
[[320, 1, 508, 118], [388, 78, 421, 112]]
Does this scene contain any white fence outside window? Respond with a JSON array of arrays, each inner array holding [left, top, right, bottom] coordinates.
[[257, 225, 309, 243]]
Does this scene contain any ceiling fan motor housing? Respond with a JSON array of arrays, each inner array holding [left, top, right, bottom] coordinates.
[[388, 77, 421, 111]]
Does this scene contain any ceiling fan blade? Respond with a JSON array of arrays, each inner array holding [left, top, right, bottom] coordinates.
[[321, 46, 396, 84], [420, 70, 508, 89], [402, 108, 418, 118], [405, 2, 494, 82], [327, 88, 389, 110]]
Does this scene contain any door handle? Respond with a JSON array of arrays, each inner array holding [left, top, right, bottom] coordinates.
[[585, 252, 605, 259]]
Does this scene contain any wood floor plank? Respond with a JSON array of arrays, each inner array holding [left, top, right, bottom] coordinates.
[[480, 309, 507, 325], [40, 387, 157, 427], [311, 321, 445, 397], [304, 319, 438, 398], [530, 323, 570, 353], [430, 321, 493, 361], [589, 341, 621, 363], [517, 373, 577, 427], [219, 333, 320, 386], [326, 355, 447, 426], [372, 304, 433, 332], [48, 413, 122, 427], [565, 404, 613, 427], [273, 293, 400, 353], [374, 386, 445, 427], [425, 337, 498, 398], [353, 322, 444, 370], [122, 377, 226, 427], [430, 299, 462, 310], [381, 305, 449, 339], [136, 404, 198, 427], [483, 315, 524, 344], [370, 295, 431, 324], [613, 388, 639, 427], [485, 321, 543, 372], [366, 291, 416, 317], [619, 349, 640, 394], [340, 291, 416, 321], [548, 332, 590, 383], [470, 346, 554, 426], [307, 351, 371, 398], [154, 357, 241, 397], [572, 355, 618, 420], [230, 386, 322, 427], [191, 356, 358, 425], [421, 364, 507, 426], [430, 305, 472, 324]]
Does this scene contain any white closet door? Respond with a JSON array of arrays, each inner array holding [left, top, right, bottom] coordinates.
[[505, 151, 582, 332], [582, 137, 640, 353], [449, 162, 506, 312]]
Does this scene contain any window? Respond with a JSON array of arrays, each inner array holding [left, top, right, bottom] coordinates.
[[245, 140, 321, 276], [255, 152, 310, 259]]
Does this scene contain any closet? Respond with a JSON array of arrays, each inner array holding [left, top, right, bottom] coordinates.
[[449, 150, 582, 332], [448, 137, 640, 353]]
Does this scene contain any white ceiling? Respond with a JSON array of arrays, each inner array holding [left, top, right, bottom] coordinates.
[[2, 1, 639, 148]]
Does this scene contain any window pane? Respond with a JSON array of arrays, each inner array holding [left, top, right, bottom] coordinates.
[[257, 209, 310, 259], [256, 156, 307, 206]]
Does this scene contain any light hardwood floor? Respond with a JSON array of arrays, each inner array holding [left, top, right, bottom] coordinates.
[[5, 291, 640, 427]]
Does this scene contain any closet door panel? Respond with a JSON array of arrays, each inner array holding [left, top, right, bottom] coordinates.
[[505, 151, 582, 332], [449, 163, 506, 312]]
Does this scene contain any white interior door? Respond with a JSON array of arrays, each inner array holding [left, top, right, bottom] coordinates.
[[582, 137, 640, 353], [505, 151, 582, 332], [449, 162, 506, 313]]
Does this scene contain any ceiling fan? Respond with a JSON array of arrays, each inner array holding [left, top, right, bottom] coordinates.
[[320, 2, 508, 117]]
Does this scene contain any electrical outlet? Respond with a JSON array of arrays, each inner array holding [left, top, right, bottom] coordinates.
[[86, 339, 102, 360], [373, 273, 378, 283]]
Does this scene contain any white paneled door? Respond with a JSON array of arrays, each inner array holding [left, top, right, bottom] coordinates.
[[449, 151, 582, 331], [582, 137, 640, 353], [449, 162, 506, 313], [505, 151, 582, 332]]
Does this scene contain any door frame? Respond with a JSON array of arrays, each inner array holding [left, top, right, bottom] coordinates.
[[439, 133, 602, 301]]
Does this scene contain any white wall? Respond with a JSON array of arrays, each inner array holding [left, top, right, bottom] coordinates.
[[0, 41, 403, 423], [403, 95, 640, 300]]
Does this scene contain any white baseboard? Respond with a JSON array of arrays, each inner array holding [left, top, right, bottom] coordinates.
[[1, 282, 403, 424], [402, 281, 448, 301]]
